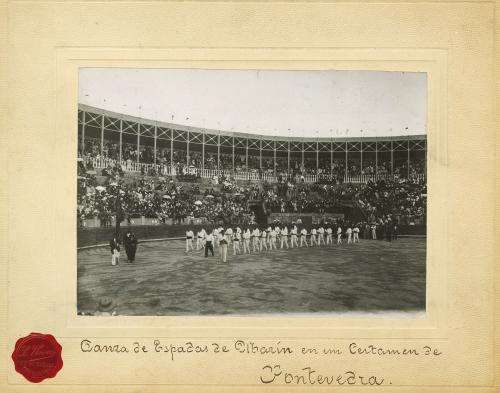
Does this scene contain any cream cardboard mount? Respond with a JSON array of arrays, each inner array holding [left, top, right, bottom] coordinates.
[[0, 1, 498, 392]]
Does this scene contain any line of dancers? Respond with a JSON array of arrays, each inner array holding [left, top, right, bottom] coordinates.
[[185, 224, 361, 262]]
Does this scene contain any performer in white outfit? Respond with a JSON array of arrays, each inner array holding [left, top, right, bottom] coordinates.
[[252, 228, 260, 253], [346, 227, 353, 244], [232, 229, 241, 255], [317, 226, 325, 245], [353, 226, 360, 243], [266, 226, 272, 248], [218, 231, 228, 263], [185, 229, 194, 252], [300, 228, 309, 247], [275, 226, 281, 248], [213, 228, 220, 249], [310, 228, 318, 246], [326, 226, 333, 245], [280, 226, 289, 249], [243, 229, 251, 254], [260, 229, 268, 251], [269, 229, 277, 250], [337, 226, 343, 244], [290, 226, 299, 248], [196, 229, 205, 251], [225, 227, 233, 244]]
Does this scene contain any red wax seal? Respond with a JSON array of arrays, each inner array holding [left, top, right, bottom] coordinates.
[[11, 333, 63, 383]]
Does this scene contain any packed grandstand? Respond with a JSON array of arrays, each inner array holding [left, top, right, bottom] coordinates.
[[77, 105, 427, 232]]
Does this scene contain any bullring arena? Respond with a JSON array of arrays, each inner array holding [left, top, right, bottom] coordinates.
[[77, 104, 427, 316]]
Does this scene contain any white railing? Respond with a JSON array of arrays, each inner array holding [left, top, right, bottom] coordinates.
[[83, 156, 425, 184], [343, 173, 426, 183], [344, 174, 382, 183]]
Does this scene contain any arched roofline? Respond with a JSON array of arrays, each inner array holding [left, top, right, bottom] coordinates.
[[78, 103, 426, 143]]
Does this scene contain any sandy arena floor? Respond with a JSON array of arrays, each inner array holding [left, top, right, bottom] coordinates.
[[77, 237, 426, 316]]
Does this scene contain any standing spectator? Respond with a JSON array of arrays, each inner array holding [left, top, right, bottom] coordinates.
[[385, 221, 393, 242], [128, 233, 138, 262], [363, 223, 370, 240]]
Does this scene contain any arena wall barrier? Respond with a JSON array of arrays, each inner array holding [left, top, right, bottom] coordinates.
[[77, 223, 426, 249]]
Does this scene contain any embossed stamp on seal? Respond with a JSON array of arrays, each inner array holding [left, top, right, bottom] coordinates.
[[11, 333, 63, 383]]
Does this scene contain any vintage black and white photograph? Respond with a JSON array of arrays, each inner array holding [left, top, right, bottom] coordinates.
[[77, 68, 427, 316]]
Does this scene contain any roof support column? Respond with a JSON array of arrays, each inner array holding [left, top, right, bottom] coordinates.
[[186, 130, 190, 168], [390, 139, 394, 177], [81, 111, 86, 156], [273, 140, 277, 177], [301, 142, 304, 169], [119, 119, 123, 163], [345, 141, 348, 181], [170, 128, 174, 175], [153, 124, 157, 166], [217, 132, 220, 172], [232, 136, 235, 174], [287, 141, 290, 174], [136, 123, 140, 165], [316, 140, 319, 174], [202, 131, 205, 172], [424, 139, 427, 179], [100, 113, 105, 157], [330, 140, 333, 179], [245, 138, 248, 173], [259, 139, 262, 170], [407, 137, 410, 178], [360, 140, 363, 177]]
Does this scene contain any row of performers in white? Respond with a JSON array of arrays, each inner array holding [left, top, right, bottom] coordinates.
[[185, 225, 361, 254]]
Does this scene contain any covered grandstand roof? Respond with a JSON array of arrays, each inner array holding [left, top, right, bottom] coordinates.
[[78, 104, 426, 143]]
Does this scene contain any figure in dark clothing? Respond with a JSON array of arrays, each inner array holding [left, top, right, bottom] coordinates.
[[123, 230, 138, 262], [205, 232, 215, 257], [385, 222, 393, 242], [393, 224, 399, 240]]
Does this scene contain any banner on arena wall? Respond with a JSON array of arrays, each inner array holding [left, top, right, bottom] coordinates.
[[268, 213, 344, 225]]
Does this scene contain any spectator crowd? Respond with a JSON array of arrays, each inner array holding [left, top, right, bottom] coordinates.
[[80, 136, 425, 181], [77, 149, 426, 228]]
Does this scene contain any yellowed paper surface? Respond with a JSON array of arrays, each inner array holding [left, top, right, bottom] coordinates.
[[1, 1, 498, 392]]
